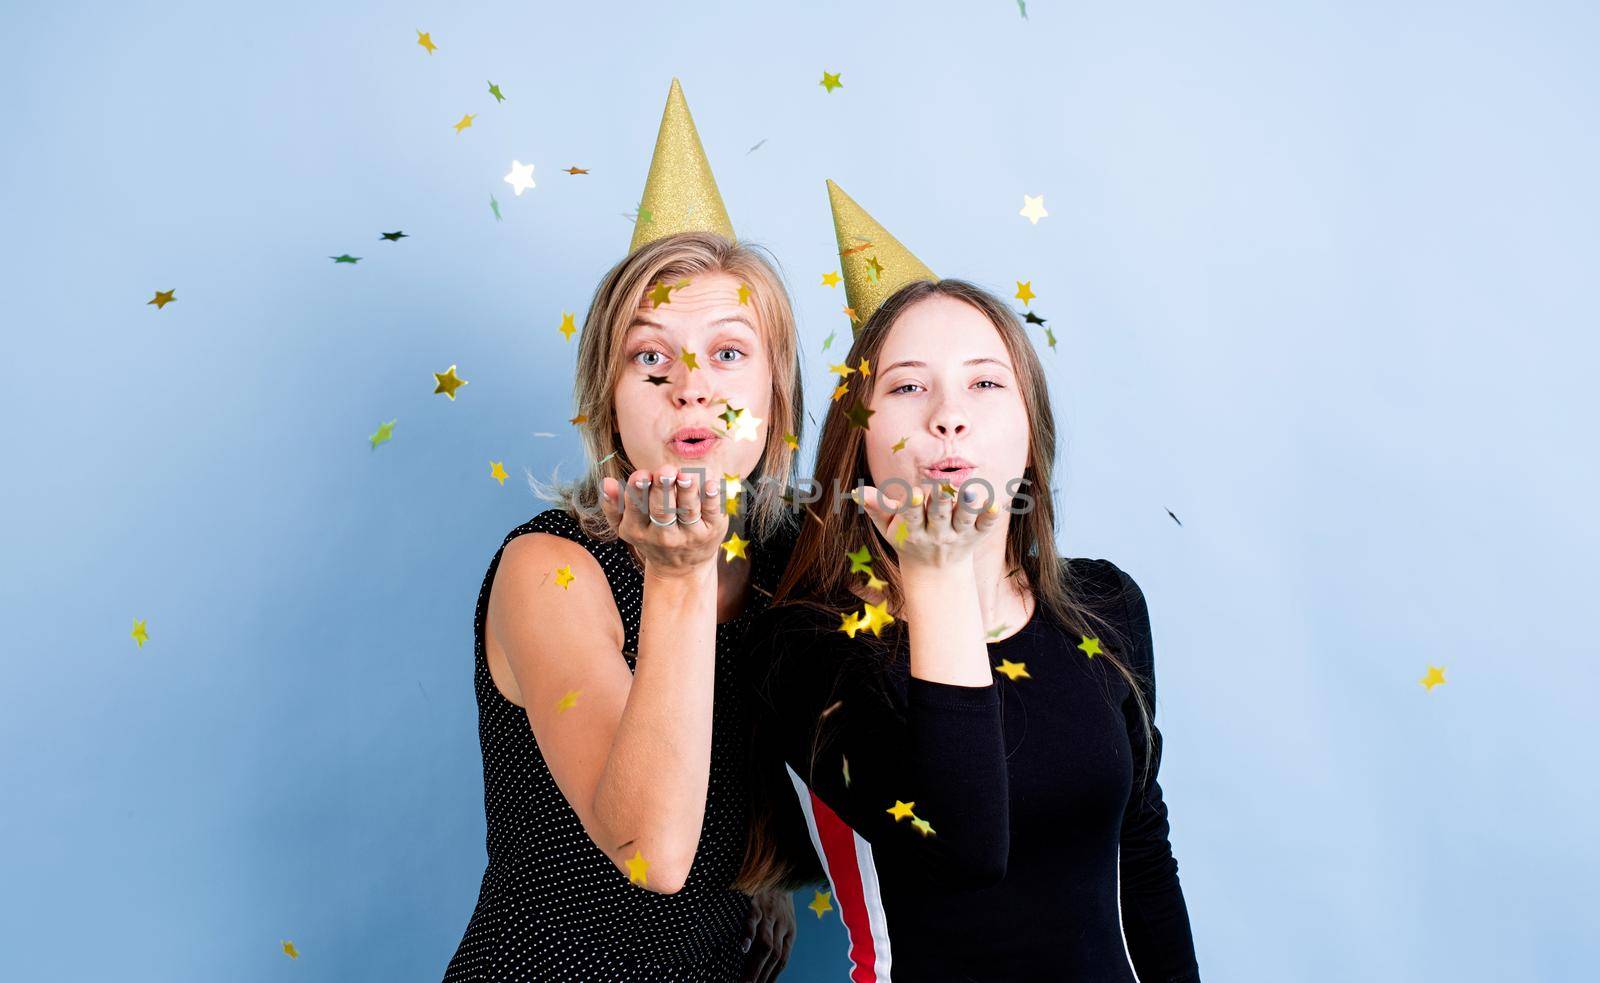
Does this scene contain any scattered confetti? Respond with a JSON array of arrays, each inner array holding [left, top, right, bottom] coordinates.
[[1166, 508, 1183, 527], [783, 433, 799, 451], [556, 689, 581, 711], [1420, 666, 1446, 691], [1021, 310, 1046, 326], [130, 618, 148, 648], [722, 405, 762, 441], [843, 305, 859, 324], [722, 534, 750, 562], [649, 280, 675, 307], [488, 81, 505, 102], [865, 256, 884, 284], [846, 545, 873, 576], [821, 271, 841, 288], [830, 382, 849, 402], [453, 113, 475, 134], [595, 450, 618, 466], [1019, 194, 1048, 224], [644, 373, 669, 386], [746, 138, 768, 155], [845, 403, 874, 430], [565, 165, 590, 175], [433, 364, 468, 399], [1017, 0, 1028, 19], [887, 800, 915, 822], [369, 419, 396, 449], [380, 230, 408, 241], [330, 254, 360, 264], [1014, 280, 1035, 306], [829, 362, 856, 378], [555, 565, 575, 589], [489, 461, 508, 485], [626, 848, 651, 886], [822, 330, 837, 351], [910, 816, 936, 837], [857, 357, 872, 377], [147, 289, 175, 309], [282, 940, 299, 959], [570, 413, 588, 425], [838, 610, 866, 638], [737, 283, 752, 305], [860, 600, 894, 637], [842, 755, 852, 787], [820, 71, 843, 93], [985, 623, 1010, 640], [1044, 326, 1057, 350], [809, 890, 834, 918], [416, 30, 436, 54], [490, 194, 502, 221], [891, 436, 907, 453], [505, 160, 536, 196], [995, 659, 1030, 680], [1078, 635, 1103, 659], [680, 348, 700, 371], [532, 431, 556, 438], [558, 311, 576, 341]]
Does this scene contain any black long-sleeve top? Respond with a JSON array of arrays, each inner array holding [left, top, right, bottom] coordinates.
[[740, 558, 1201, 983]]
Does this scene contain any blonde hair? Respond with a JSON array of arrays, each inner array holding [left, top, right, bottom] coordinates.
[[527, 231, 805, 549]]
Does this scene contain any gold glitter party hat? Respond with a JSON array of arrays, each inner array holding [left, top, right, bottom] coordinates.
[[629, 78, 735, 252], [827, 179, 938, 329]]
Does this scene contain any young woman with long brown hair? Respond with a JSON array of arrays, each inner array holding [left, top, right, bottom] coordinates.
[[734, 181, 1202, 982]]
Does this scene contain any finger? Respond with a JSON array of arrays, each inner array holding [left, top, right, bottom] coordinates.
[[974, 498, 1004, 535], [599, 476, 624, 530], [657, 468, 679, 525], [952, 482, 983, 531], [675, 467, 704, 527], [626, 469, 654, 523], [927, 478, 957, 531], [644, 470, 674, 527]]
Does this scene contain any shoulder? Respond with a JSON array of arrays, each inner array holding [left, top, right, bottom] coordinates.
[[1060, 556, 1151, 673], [494, 512, 618, 610]]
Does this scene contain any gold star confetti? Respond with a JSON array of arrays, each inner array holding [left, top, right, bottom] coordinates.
[[842, 755, 852, 787], [556, 690, 581, 712], [452, 113, 475, 134], [838, 610, 866, 639], [864, 572, 887, 592], [130, 618, 148, 648], [857, 357, 872, 377], [891, 436, 907, 453], [1078, 635, 1103, 659], [846, 545, 874, 575], [626, 848, 651, 886], [681, 348, 700, 371], [416, 30, 436, 54], [831, 383, 850, 402], [558, 311, 576, 341], [488, 81, 505, 102], [721, 533, 750, 562], [843, 305, 860, 324], [995, 659, 1030, 681], [1019, 193, 1049, 224], [1420, 665, 1446, 691], [282, 940, 299, 959], [821, 271, 842, 287], [722, 473, 744, 497], [829, 362, 856, 378], [911, 816, 936, 837], [809, 889, 834, 918], [845, 404, 874, 430], [893, 520, 910, 546], [648, 279, 675, 307], [865, 256, 884, 283], [783, 432, 799, 451], [738, 282, 752, 305], [860, 600, 894, 637], [369, 419, 396, 449], [1014, 280, 1036, 306], [887, 800, 916, 822], [1045, 326, 1058, 350], [820, 71, 843, 93], [565, 165, 589, 174], [489, 461, 508, 485], [569, 413, 589, 425], [433, 364, 468, 399], [555, 565, 575, 589], [147, 289, 175, 309]]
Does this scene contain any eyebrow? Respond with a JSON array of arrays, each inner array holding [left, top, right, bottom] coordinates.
[[881, 357, 1012, 373]]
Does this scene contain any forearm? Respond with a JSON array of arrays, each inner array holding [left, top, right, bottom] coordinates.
[[900, 563, 991, 686], [592, 562, 719, 875]]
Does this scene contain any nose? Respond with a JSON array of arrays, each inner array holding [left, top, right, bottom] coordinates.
[[672, 370, 710, 407]]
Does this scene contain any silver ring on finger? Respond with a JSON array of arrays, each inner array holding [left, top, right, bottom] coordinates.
[[678, 512, 702, 525], [648, 512, 678, 526]]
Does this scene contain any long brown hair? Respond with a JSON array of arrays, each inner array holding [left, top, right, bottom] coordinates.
[[733, 277, 1155, 894], [527, 231, 804, 549]]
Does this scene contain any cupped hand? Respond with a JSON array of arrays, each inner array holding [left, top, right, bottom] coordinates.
[[600, 467, 729, 577], [852, 478, 1004, 570]]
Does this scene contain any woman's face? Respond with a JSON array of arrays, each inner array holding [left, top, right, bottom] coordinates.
[[862, 293, 1030, 510], [612, 270, 772, 482]]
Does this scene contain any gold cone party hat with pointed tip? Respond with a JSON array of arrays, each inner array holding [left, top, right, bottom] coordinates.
[[629, 78, 735, 252], [827, 179, 937, 329]]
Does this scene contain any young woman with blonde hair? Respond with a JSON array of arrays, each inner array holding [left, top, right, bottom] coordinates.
[[444, 81, 809, 983]]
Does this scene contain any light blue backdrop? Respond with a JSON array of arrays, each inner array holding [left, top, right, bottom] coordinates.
[[3, 1, 1596, 980]]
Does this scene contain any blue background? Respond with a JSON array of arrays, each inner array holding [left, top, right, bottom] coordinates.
[[3, 0, 1597, 980]]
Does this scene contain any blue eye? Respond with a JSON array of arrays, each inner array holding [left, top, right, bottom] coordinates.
[[634, 349, 666, 367], [715, 347, 747, 362]]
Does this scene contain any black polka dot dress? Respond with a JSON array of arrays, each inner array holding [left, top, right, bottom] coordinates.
[[443, 506, 797, 982]]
